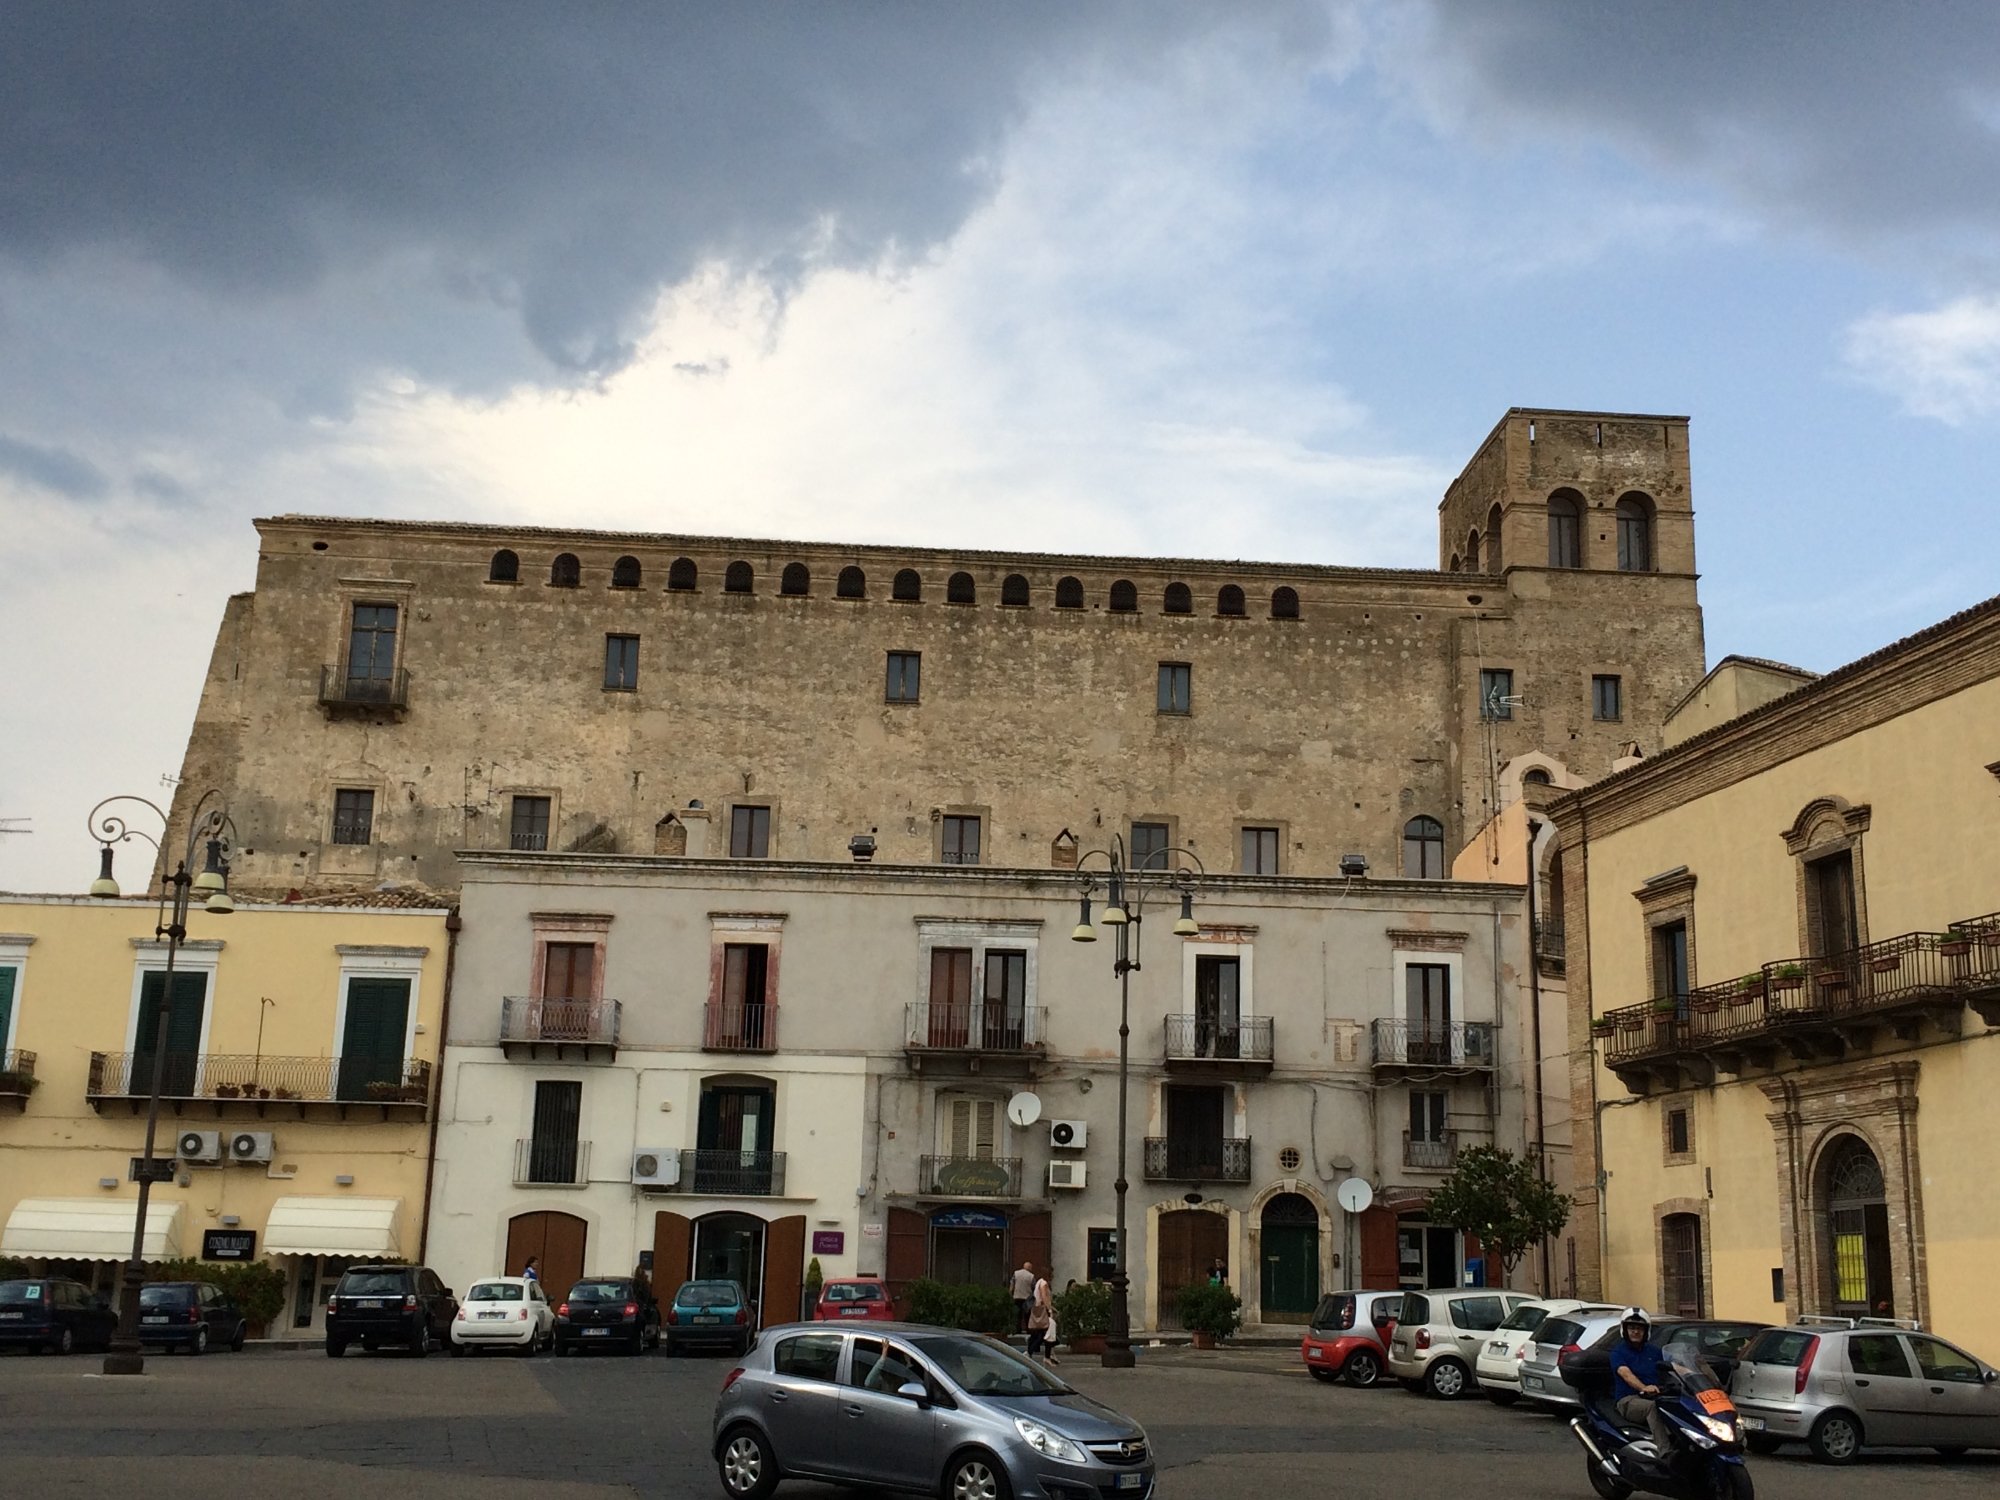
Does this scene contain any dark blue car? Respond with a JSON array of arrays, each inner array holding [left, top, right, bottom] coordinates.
[[139, 1282, 247, 1354], [0, 1278, 117, 1354]]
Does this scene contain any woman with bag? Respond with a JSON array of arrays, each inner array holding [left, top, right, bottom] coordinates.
[[1027, 1268, 1059, 1366]]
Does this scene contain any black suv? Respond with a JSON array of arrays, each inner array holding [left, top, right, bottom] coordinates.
[[140, 1281, 247, 1354], [325, 1265, 458, 1357], [0, 1278, 116, 1354]]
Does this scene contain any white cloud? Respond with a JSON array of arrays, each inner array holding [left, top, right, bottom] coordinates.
[[1843, 295, 2000, 424]]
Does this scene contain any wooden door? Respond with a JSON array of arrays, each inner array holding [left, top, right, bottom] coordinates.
[[1260, 1194, 1320, 1321], [1156, 1209, 1226, 1328], [506, 1210, 588, 1298], [1359, 1207, 1399, 1290], [1011, 1211, 1052, 1282], [653, 1210, 692, 1288], [929, 949, 972, 1047], [886, 1208, 927, 1311], [761, 1215, 807, 1326]]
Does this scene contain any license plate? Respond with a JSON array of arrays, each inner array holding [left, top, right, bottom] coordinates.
[[1740, 1416, 1765, 1432], [1523, 1376, 1543, 1391], [842, 1307, 868, 1316], [694, 1315, 720, 1325], [1305, 1344, 1322, 1358], [479, 1311, 507, 1320], [584, 1328, 610, 1337], [358, 1299, 385, 1309], [143, 1316, 170, 1324], [1116, 1475, 1144, 1492], [0, 1312, 23, 1320], [1489, 1340, 1507, 1352]]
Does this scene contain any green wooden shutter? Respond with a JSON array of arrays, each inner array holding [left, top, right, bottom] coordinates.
[[337, 978, 411, 1100], [134, 971, 207, 1095], [0, 967, 15, 1054]]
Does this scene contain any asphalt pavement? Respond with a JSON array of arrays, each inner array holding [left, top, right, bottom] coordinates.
[[0, 1341, 1993, 1498]]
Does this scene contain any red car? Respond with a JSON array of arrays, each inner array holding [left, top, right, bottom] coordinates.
[[811, 1278, 896, 1323], [1301, 1290, 1401, 1387]]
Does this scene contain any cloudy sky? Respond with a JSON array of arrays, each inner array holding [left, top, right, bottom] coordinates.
[[4, 1, 1999, 890]]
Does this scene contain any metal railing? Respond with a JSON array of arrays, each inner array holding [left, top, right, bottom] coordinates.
[[319, 664, 409, 709], [917, 1155, 1025, 1198], [508, 830, 549, 851], [513, 1135, 591, 1187], [86, 1052, 432, 1106], [1534, 917, 1566, 966], [1141, 1135, 1252, 1183], [704, 999, 778, 1052], [1403, 1131, 1458, 1171], [1162, 1013, 1274, 1063], [0, 1050, 36, 1097], [500, 996, 622, 1048], [1370, 1019, 1496, 1068], [330, 815, 374, 845], [904, 1003, 1046, 1053], [676, 1149, 786, 1196]]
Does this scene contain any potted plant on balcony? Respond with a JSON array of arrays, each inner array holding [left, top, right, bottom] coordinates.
[[1589, 1016, 1616, 1039], [1615, 1010, 1645, 1033], [1940, 926, 1974, 958], [365, 1080, 399, 1101], [0, 1069, 38, 1096], [1690, 989, 1723, 1015], [1869, 949, 1903, 974], [214, 1082, 242, 1099], [1649, 996, 1680, 1018], [1739, 972, 1766, 1000], [1768, 963, 1806, 992], [1177, 1281, 1241, 1350], [272, 1086, 299, 1101], [1054, 1279, 1113, 1356]]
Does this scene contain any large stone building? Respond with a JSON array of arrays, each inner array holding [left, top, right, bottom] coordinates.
[[161, 408, 1704, 900]]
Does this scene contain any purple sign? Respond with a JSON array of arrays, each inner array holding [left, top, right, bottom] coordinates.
[[812, 1231, 845, 1255]]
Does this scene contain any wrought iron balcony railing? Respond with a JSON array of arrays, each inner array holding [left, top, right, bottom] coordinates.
[[675, 1149, 786, 1196], [1141, 1135, 1252, 1183], [319, 664, 409, 710], [704, 999, 778, 1052], [86, 1052, 431, 1109], [904, 1003, 1046, 1053], [513, 1135, 591, 1187], [500, 997, 622, 1049], [1163, 1013, 1274, 1064], [1403, 1130, 1459, 1171], [1371, 1019, 1496, 1069], [917, 1154, 1025, 1198], [0, 1050, 36, 1107]]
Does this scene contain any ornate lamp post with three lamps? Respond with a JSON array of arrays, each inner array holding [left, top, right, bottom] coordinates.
[[86, 791, 237, 1375], [1069, 835, 1202, 1368]]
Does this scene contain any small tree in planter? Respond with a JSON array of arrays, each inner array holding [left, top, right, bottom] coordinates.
[[803, 1256, 824, 1318], [1176, 1281, 1241, 1349], [1054, 1280, 1113, 1354]]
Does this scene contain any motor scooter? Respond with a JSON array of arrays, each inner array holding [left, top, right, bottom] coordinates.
[[1565, 1351, 1753, 1500]]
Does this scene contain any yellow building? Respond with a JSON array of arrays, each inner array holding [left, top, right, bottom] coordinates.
[[1551, 596, 2000, 1356], [0, 892, 450, 1339]]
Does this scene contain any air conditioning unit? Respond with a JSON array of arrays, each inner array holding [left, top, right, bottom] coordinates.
[[1047, 1160, 1087, 1190], [176, 1129, 224, 1164], [1049, 1119, 1088, 1151], [631, 1149, 681, 1189], [229, 1131, 274, 1165]]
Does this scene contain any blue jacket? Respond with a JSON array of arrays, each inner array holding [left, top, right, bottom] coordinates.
[[1610, 1339, 1665, 1390]]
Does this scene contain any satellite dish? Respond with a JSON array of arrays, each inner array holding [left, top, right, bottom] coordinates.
[[1336, 1176, 1374, 1214], [1006, 1092, 1043, 1128]]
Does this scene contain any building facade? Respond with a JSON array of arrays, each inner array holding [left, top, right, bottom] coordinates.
[[1551, 599, 2000, 1354], [0, 894, 450, 1339]]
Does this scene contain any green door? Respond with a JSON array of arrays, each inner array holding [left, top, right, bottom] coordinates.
[[1259, 1193, 1321, 1323], [135, 971, 207, 1097], [337, 978, 411, 1101]]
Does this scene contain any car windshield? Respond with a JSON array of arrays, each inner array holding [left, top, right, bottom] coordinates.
[[339, 1272, 409, 1296], [568, 1281, 632, 1303], [138, 1287, 187, 1307], [911, 1333, 1072, 1397], [0, 1282, 44, 1301], [824, 1283, 884, 1303], [1537, 1318, 1584, 1350], [468, 1282, 524, 1302], [1310, 1293, 1355, 1331], [1499, 1303, 1551, 1334], [1742, 1329, 1816, 1367], [1400, 1293, 1431, 1326], [676, 1283, 740, 1308]]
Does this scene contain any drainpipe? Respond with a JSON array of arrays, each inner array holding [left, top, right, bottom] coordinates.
[[1527, 817, 1549, 1295], [416, 905, 462, 1265]]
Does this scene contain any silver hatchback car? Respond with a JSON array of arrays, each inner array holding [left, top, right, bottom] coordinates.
[[712, 1321, 1156, 1499]]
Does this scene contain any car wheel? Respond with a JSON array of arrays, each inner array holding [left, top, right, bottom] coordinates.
[[1486, 1389, 1519, 1406], [1586, 1456, 1633, 1500], [1745, 1434, 1782, 1456], [450, 1338, 467, 1357], [1807, 1409, 1862, 1465], [718, 1425, 779, 1500], [942, 1448, 1011, 1500], [1425, 1357, 1470, 1399], [190, 1326, 209, 1356], [230, 1322, 246, 1353], [1309, 1367, 1335, 1382], [1345, 1350, 1382, 1388], [326, 1340, 346, 1358], [55, 1327, 75, 1356], [410, 1322, 431, 1359]]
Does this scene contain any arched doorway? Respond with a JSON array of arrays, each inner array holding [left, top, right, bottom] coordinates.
[[1822, 1136, 1893, 1317], [1156, 1208, 1227, 1330], [1259, 1194, 1320, 1323], [506, 1210, 587, 1297]]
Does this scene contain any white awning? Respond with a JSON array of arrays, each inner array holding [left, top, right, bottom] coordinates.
[[263, 1196, 402, 1258], [0, 1197, 187, 1262]]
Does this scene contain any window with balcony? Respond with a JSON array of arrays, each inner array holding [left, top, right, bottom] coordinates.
[[1156, 662, 1191, 715], [695, 1079, 776, 1194], [1592, 673, 1623, 722], [1193, 954, 1241, 1059], [730, 805, 771, 859], [345, 602, 399, 698], [926, 948, 974, 1047], [332, 788, 375, 846], [983, 950, 1027, 1049], [886, 651, 921, 704], [510, 795, 552, 851], [1479, 667, 1515, 721], [336, 976, 411, 1102], [526, 1079, 582, 1185], [1157, 1083, 1233, 1178], [604, 634, 639, 691], [939, 814, 981, 866], [714, 943, 772, 1050], [1239, 826, 1280, 875], [1407, 1090, 1451, 1169], [1405, 963, 1451, 1061], [1652, 920, 1690, 1011]]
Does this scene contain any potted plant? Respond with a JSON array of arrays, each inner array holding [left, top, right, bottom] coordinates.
[[1616, 1011, 1645, 1033], [1650, 996, 1680, 1017], [365, 1080, 399, 1101], [1690, 991, 1722, 1014], [1768, 964, 1806, 992], [1176, 1281, 1241, 1350], [1739, 972, 1767, 1000], [1054, 1279, 1113, 1355], [214, 1083, 242, 1099], [1589, 1017, 1616, 1038], [273, 1086, 299, 1101], [1980, 926, 2000, 950], [1868, 949, 1902, 974], [1940, 926, 1973, 958]]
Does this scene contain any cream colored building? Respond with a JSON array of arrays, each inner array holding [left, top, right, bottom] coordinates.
[[0, 893, 449, 1339], [1551, 597, 2000, 1354]]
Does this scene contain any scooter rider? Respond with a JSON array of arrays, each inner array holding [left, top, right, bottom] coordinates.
[[1610, 1308, 1673, 1451]]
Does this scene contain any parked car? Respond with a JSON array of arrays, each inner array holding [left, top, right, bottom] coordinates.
[[1732, 1318, 2000, 1462], [0, 1277, 117, 1354], [1474, 1298, 1610, 1404], [1557, 1315, 1769, 1393], [1300, 1290, 1400, 1387], [713, 1322, 1156, 1500], [555, 1276, 659, 1354], [450, 1276, 554, 1356], [325, 1263, 459, 1357], [665, 1279, 754, 1356], [1386, 1287, 1538, 1398], [138, 1281, 247, 1354], [1518, 1307, 1634, 1410], [812, 1278, 896, 1324]]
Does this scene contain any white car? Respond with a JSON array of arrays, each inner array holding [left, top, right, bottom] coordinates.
[[1475, 1299, 1616, 1404], [450, 1276, 554, 1355]]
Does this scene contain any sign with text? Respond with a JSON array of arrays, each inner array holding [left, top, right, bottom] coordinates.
[[811, 1231, 845, 1256], [202, 1229, 257, 1262]]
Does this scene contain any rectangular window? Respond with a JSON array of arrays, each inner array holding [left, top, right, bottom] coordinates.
[[510, 795, 551, 852], [1409, 1090, 1448, 1143], [721, 943, 771, 1048], [730, 805, 771, 859], [982, 950, 1027, 1047], [940, 814, 981, 866], [1479, 668, 1514, 720], [1653, 920, 1689, 1004], [943, 1094, 999, 1161], [1239, 826, 1280, 875], [1592, 673, 1622, 722], [1163, 1083, 1227, 1176], [604, 634, 639, 691], [1192, 954, 1241, 1058], [331, 788, 375, 846], [1405, 963, 1451, 1062], [1156, 662, 1191, 715], [542, 942, 595, 1000], [1129, 821, 1171, 870], [346, 602, 398, 688], [1667, 1107, 1691, 1156], [528, 1079, 582, 1185], [886, 651, 922, 704]]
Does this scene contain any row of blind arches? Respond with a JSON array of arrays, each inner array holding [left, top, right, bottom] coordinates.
[[490, 549, 1304, 618]]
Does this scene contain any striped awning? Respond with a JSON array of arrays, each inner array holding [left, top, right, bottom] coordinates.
[[262, 1196, 402, 1258], [0, 1196, 187, 1262]]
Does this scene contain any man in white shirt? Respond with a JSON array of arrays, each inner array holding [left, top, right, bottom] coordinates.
[[1010, 1262, 1037, 1334]]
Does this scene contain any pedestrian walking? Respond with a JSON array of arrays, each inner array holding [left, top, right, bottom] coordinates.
[[522, 1255, 540, 1284], [1028, 1267, 1059, 1366], [1010, 1260, 1037, 1334]]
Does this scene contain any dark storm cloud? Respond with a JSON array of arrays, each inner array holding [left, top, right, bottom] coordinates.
[[0, 432, 109, 498], [1416, 1, 2000, 254], [0, 1, 1313, 383]]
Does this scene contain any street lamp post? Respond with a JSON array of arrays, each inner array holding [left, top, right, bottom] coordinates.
[[1070, 835, 1201, 1369], [86, 792, 236, 1376]]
